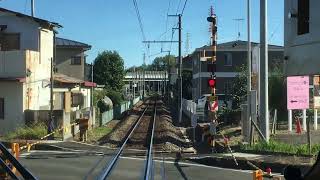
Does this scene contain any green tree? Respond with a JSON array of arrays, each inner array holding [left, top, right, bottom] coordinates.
[[230, 63, 286, 114], [127, 55, 176, 71], [149, 55, 176, 71], [231, 64, 247, 110], [93, 51, 125, 91], [269, 64, 286, 119]]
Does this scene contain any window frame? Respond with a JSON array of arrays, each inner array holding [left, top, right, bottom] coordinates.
[[0, 33, 20, 51], [224, 53, 232, 66], [297, 0, 310, 35], [70, 56, 82, 65], [224, 81, 232, 95]]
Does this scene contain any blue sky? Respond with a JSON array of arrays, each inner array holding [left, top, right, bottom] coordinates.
[[0, 0, 283, 68]]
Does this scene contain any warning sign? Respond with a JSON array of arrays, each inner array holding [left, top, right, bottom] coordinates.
[[287, 76, 309, 110]]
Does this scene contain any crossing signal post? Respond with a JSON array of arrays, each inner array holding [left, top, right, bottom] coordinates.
[[207, 6, 218, 117], [206, 6, 218, 150]]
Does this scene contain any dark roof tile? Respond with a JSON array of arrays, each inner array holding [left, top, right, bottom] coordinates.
[[56, 37, 91, 50]]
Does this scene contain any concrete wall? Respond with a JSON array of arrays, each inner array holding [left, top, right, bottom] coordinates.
[[0, 14, 40, 51], [0, 50, 27, 77], [24, 47, 51, 110], [56, 48, 85, 80], [0, 82, 24, 135], [284, 0, 320, 75], [22, 29, 53, 111]]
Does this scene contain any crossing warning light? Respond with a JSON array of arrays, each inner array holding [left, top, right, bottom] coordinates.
[[208, 79, 215, 88]]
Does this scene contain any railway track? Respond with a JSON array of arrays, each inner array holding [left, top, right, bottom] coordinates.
[[97, 97, 158, 180]]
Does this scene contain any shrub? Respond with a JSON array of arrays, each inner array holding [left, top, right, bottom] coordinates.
[[105, 89, 124, 106], [241, 139, 320, 156], [5, 123, 47, 140]]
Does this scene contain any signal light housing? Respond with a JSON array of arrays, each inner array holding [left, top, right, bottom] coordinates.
[[208, 78, 216, 88]]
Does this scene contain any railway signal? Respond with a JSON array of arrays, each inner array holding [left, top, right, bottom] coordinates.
[[208, 78, 215, 89], [207, 6, 218, 114]]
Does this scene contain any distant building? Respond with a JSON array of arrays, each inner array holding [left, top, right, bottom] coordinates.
[[191, 40, 284, 107], [54, 37, 95, 125], [55, 37, 91, 80], [0, 8, 61, 134]]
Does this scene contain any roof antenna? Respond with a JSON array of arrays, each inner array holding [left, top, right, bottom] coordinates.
[[31, 0, 35, 17], [233, 18, 244, 40]]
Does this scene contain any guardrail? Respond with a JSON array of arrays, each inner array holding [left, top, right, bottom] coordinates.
[[101, 96, 142, 125]]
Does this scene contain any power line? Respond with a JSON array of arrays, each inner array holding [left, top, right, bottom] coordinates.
[[175, 0, 182, 15], [181, 0, 188, 15], [132, 0, 146, 42]]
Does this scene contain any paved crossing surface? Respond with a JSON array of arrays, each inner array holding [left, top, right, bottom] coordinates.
[[19, 148, 253, 180]]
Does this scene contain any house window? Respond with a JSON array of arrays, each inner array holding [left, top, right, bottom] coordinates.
[[0, 98, 4, 119], [71, 93, 84, 107], [224, 53, 232, 66], [0, 33, 20, 51], [297, 0, 309, 35], [224, 81, 232, 95], [71, 56, 82, 65]]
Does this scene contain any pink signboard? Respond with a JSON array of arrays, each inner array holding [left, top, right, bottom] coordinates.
[[287, 76, 309, 110]]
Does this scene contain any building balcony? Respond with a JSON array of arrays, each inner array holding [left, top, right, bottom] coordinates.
[[0, 50, 40, 79]]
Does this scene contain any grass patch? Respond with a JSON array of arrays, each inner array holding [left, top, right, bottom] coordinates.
[[87, 126, 112, 143], [241, 139, 320, 156], [4, 123, 47, 140]]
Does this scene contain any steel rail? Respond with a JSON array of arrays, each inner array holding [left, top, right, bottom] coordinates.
[[97, 104, 150, 180], [143, 99, 157, 180], [0, 143, 37, 180]]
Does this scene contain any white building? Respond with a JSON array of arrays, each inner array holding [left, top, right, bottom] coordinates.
[[0, 8, 61, 134], [285, 0, 320, 75]]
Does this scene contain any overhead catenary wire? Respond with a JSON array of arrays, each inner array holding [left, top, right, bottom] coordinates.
[[133, 0, 146, 42], [175, 0, 182, 15], [181, 0, 188, 16]]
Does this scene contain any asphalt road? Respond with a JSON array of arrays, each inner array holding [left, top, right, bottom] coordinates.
[[19, 150, 253, 180]]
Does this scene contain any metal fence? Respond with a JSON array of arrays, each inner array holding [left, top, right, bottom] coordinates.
[[100, 96, 142, 125]]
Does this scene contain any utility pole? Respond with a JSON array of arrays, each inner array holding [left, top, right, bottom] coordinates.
[[31, 0, 35, 17], [91, 62, 94, 125], [133, 66, 136, 100], [178, 14, 183, 124], [247, 0, 252, 142], [260, 0, 269, 142], [167, 14, 183, 123], [48, 31, 56, 140], [143, 53, 146, 98]]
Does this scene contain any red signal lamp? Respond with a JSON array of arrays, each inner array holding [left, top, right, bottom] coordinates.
[[208, 79, 216, 88]]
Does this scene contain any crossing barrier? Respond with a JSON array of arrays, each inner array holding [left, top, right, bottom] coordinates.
[[19, 122, 77, 152]]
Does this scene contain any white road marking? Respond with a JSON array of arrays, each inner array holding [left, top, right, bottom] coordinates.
[[120, 156, 254, 173]]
